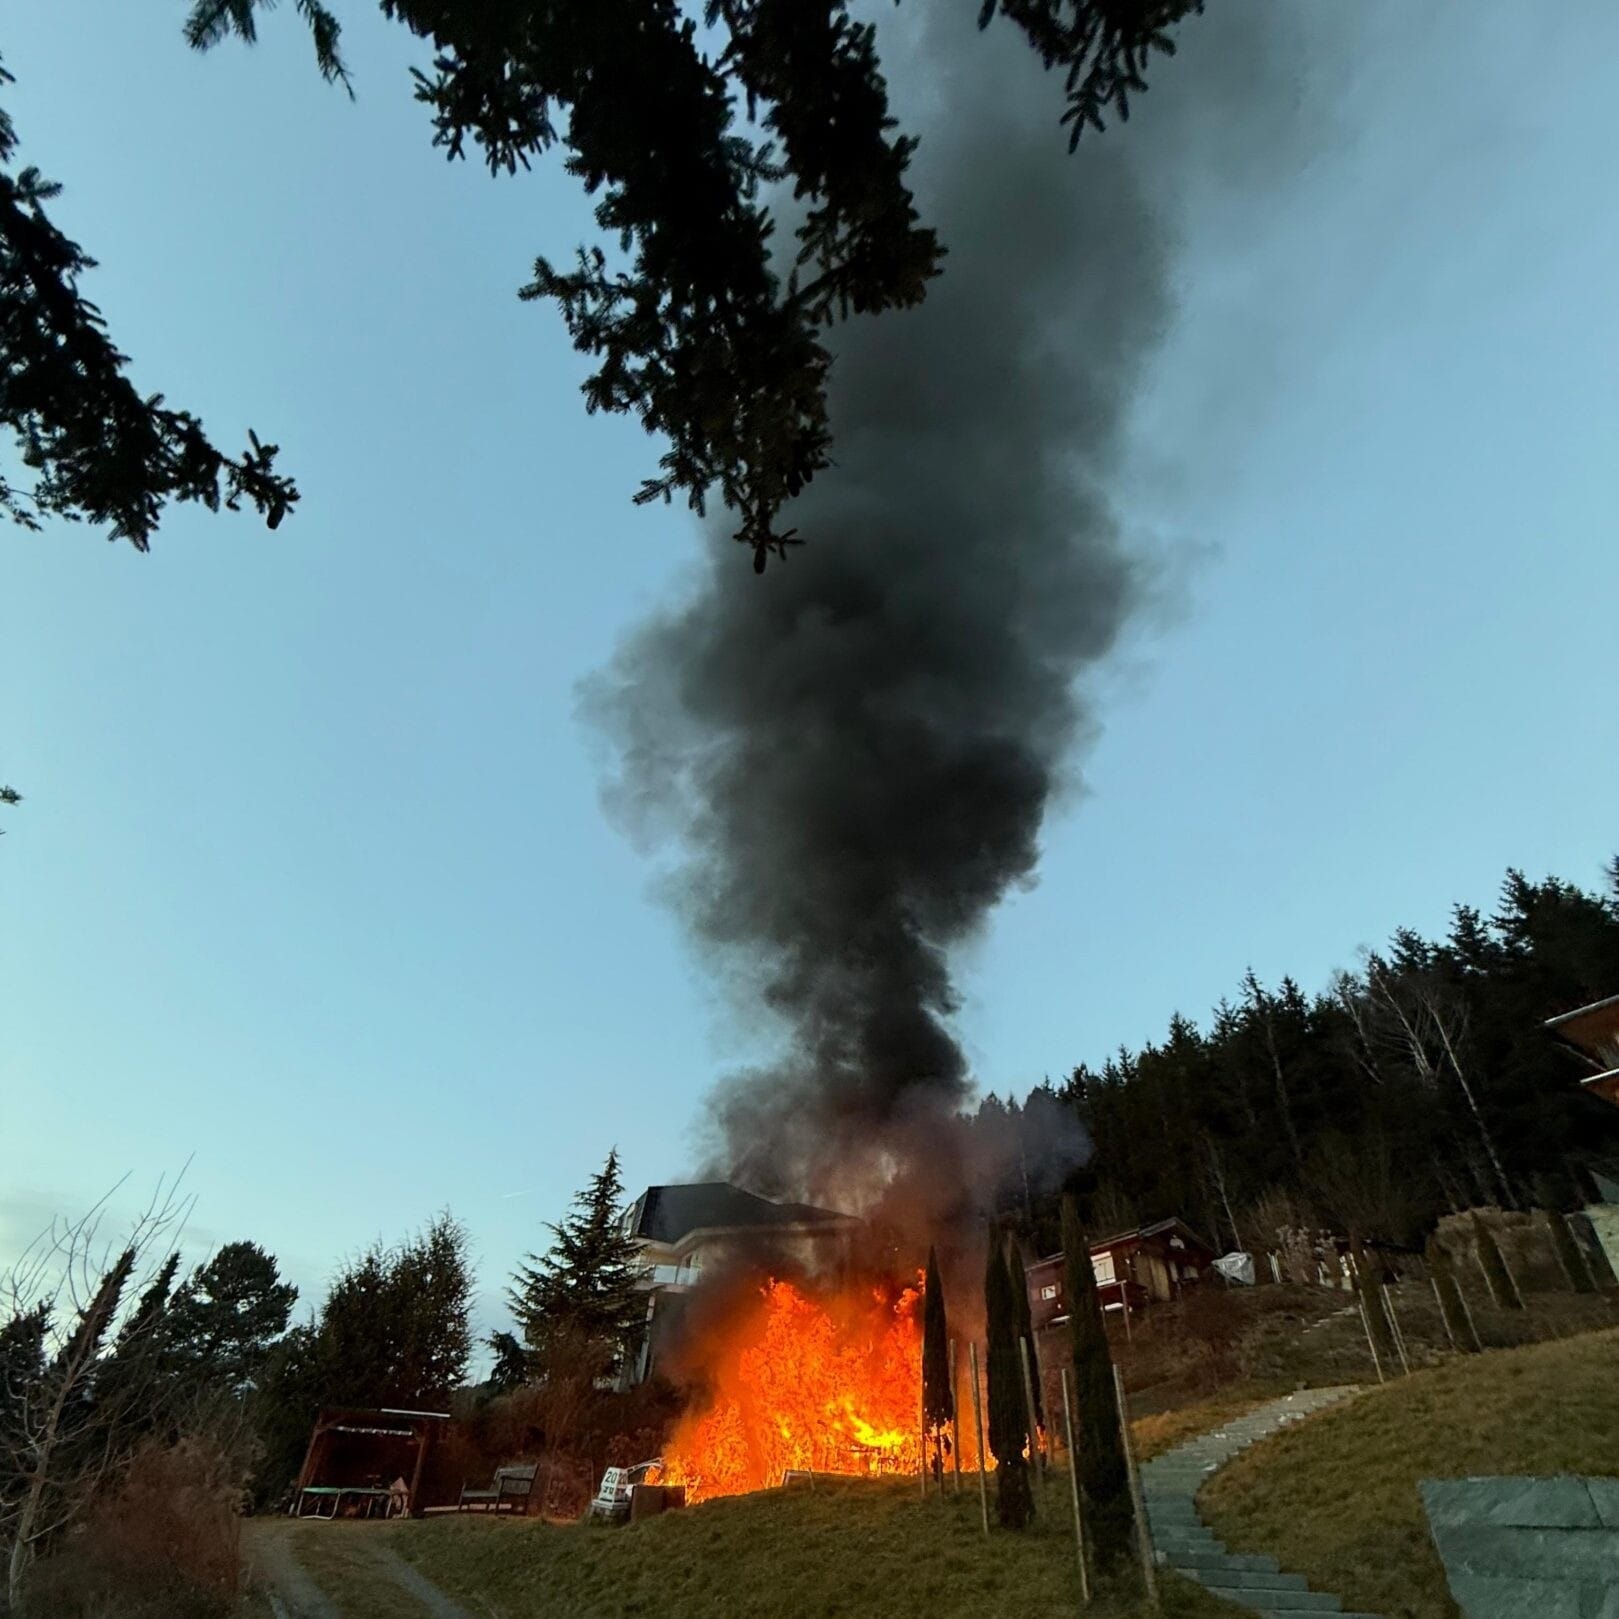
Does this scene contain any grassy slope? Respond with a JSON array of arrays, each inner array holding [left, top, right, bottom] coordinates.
[[1200, 1328, 1619, 1619], [394, 1479, 1244, 1619]]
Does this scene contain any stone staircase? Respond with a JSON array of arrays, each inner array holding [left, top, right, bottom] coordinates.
[[1139, 1387, 1379, 1619]]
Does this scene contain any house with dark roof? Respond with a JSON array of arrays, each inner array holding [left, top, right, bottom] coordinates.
[[621, 1182, 860, 1384]]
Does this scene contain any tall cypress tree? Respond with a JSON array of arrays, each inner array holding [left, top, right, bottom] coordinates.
[[984, 1232, 1034, 1528], [1007, 1236, 1045, 1432], [1062, 1196, 1133, 1568], [920, 1246, 952, 1489]]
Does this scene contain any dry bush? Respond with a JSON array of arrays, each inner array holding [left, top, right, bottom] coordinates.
[[1177, 1284, 1245, 1389], [445, 1376, 680, 1518], [19, 1436, 243, 1619]]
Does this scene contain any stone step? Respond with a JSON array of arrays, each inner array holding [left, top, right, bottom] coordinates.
[[1164, 1548, 1282, 1575], [1195, 1568, 1308, 1593], [1153, 1531, 1223, 1555], [1136, 1389, 1371, 1619], [1187, 1574, 1340, 1612], [1150, 1520, 1218, 1541], [1154, 1533, 1224, 1557], [1147, 1501, 1201, 1522]]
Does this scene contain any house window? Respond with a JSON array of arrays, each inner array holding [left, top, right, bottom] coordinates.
[[1093, 1253, 1117, 1285], [1039, 1284, 1059, 1301]]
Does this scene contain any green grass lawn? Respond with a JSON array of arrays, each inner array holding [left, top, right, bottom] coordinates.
[[1199, 1327, 1619, 1619], [391, 1478, 1244, 1619]]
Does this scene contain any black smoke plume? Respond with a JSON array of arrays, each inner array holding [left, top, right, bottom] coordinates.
[[591, 4, 1307, 1211]]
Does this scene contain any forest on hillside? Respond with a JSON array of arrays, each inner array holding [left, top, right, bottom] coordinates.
[[982, 862, 1619, 1253]]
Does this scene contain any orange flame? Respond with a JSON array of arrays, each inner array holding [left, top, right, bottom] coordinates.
[[658, 1276, 977, 1502]]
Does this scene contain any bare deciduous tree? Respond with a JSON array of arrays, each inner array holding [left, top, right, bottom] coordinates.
[[1, 1178, 190, 1610], [1354, 958, 1515, 1209]]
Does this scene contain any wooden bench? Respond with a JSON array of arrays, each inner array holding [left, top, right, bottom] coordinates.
[[457, 1463, 538, 1514]]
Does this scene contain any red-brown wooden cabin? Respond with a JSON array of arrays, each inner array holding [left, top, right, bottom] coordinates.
[[1025, 1217, 1216, 1329], [292, 1407, 450, 1518]]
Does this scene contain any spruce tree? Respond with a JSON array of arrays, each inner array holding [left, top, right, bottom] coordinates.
[[1061, 1195, 1133, 1568], [164, 1241, 299, 1395], [921, 1245, 952, 1488], [984, 1233, 1034, 1529], [178, 1, 1197, 567], [311, 1213, 475, 1409], [508, 1150, 645, 1380]]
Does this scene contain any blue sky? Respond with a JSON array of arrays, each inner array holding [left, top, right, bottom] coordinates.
[[4, 3, 1616, 1341]]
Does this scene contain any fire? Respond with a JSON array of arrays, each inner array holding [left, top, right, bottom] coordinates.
[[657, 1276, 976, 1501]]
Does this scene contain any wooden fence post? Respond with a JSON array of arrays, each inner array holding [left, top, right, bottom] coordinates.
[[1018, 1335, 1045, 1480], [949, 1338, 962, 1494], [969, 1340, 989, 1536], [1111, 1364, 1158, 1605], [1060, 1366, 1091, 1604]]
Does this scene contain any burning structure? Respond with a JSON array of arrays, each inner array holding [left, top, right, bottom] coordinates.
[[652, 1274, 948, 1502], [620, 1183, 968, 1500], [622, 1182, 860, 1384]]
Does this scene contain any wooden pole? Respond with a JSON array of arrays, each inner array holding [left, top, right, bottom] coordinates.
[[407, 1426, 429, 1519], [1354, 1289, 1385, 1383], [1456, 1274, 1483, 1352], [1112, 1364, 1157, 1605], [920, 1348, 929, 1499], [1059, 1366, 1091, 1604], [1430, 1276, 1458, 1351], [1018, 1335, 1044, 1480], [949, 1338, 962, 1493], [1382, 1286, 1412, 1375], [968, 1340, 989, 1536]]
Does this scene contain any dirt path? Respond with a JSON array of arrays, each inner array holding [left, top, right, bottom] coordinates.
[[366, 1542, 476, 1619], [242, 1522, 474, 1619], [243, 1523, 343, 1619]]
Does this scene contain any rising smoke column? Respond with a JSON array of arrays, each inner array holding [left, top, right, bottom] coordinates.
[[590, 4, 1303, 1206]]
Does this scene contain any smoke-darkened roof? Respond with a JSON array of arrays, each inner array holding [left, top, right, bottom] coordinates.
[[628, 1182, 856, 1245]]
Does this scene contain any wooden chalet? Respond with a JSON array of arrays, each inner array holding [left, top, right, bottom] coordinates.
[[1025, 1217, 1217, 1329], [1545, 993, 1619, 1107]]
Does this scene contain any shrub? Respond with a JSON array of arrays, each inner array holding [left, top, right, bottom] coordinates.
[[19, 1435, 243, 1619]]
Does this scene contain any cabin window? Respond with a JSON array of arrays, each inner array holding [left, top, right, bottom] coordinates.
[[1092, 1253, 1116, 1285], [1039, 1284, 1059, 1301]]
